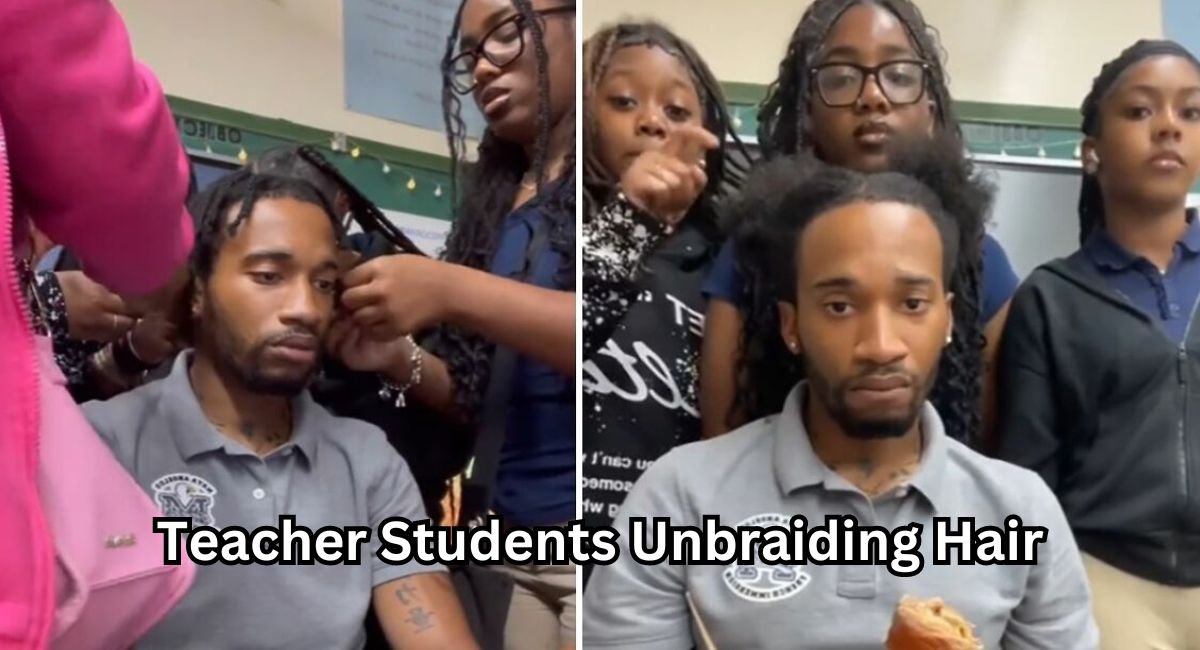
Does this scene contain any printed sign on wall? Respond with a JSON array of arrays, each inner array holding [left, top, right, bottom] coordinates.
[[344, 0, 484, 135]]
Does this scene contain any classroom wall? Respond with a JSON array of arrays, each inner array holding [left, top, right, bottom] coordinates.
[[114, 0, 449, 156], [582, 0, 1163, 109]]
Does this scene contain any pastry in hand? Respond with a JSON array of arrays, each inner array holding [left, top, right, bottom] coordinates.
[[886, 595, 983, 650]]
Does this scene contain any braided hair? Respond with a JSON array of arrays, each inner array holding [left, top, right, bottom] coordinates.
[[181, 169, 345, 342], [252, 145, 424, 255], [1078, 39, 1200, 245], [582, 20, 748, 236], [438, 0, 576, 419], [187, 169, 345, 281], [735, 0, 988, 445]]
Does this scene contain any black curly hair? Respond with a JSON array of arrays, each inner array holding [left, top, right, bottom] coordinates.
[[437, 0, 576, 420], [732, 0, 989, 446], [751, 155, 960, 303], [734, 135, 986, 432], [582, 20, 748, 238], [1078, 39, 1200, 245]]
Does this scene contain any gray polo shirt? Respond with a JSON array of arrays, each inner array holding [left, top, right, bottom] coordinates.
[[84, 352, 441, 650], [583, 384, 1099, 650]]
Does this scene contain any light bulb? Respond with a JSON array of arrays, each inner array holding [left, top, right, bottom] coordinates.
[[406, 177, 417, 191], [382, 162, 391, 174]]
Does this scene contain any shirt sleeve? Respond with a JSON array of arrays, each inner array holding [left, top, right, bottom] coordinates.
[[583, 196, 668, 359], [81, 392, 140, 468], [701, 241, 747, 307], [994, 280, 1063, 490], [1001, 476, 1100, 649], [0, 0, 193, 296], [582, 451, 694, 650], [981, 234, 1019, 324], [363, 426, 447, 586]]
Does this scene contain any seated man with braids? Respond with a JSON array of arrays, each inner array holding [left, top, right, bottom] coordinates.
[[583, 150, 1098, 650], [81, 170, 479, 650], [252, 145, 474, 526]]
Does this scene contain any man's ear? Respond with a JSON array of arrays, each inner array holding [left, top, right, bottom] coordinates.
[[190, 277, 205, 320], [778, 300, 803, 355], [944, 292, 955, 345]]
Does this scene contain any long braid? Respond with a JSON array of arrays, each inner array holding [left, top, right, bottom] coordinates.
[[438, 0, 575, 420], [737, 0, 985, 445], [1077, 39, 1200, 244], [514, 0, 552, 188], [582, 21, 747, 240]]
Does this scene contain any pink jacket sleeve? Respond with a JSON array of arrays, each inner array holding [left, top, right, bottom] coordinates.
[[0, 0, 194, 295]]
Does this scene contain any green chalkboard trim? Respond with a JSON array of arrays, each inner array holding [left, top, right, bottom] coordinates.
[[719, 82, 1080, 128], [166, 95, 452, 173]]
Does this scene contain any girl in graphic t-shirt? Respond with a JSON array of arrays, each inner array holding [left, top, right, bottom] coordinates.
[[581, 21, 746, 544]]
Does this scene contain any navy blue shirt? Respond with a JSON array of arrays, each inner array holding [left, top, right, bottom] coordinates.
[[487, 181, 575, 526], [1083, 211, 1200, 344], [702, 232, 1019, 324]]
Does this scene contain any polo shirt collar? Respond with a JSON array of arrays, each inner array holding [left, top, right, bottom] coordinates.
[[772, 382, 951, 512], [162, 351, 321, 463], [1180, 208, 1200, 255], [1084, 208, 1200, 269]]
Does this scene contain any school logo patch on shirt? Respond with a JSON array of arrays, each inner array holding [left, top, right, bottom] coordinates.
[[722, 513, 811, 603], [152, 473, 218, 526]]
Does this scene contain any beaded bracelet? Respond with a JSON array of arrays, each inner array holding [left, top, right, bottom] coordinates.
[[378, 335, 424, 408]]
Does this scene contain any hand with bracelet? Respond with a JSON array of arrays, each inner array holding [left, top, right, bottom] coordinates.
[[87, 313, 181, 397], [125, 313, 181, 366], [326, 318, 425, 408]]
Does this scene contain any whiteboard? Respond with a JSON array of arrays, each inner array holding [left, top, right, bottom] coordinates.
[[979, 158, 1200, 280], [976, 160, 1082, 280]]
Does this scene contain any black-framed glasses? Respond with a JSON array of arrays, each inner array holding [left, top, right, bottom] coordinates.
[[809, 60, 930, 108], [448, 5, 575, 95]]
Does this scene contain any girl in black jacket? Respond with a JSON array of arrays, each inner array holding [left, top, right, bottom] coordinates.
[[997, 40, 1200, 646]]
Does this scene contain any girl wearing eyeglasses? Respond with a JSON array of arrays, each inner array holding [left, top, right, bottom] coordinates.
[[698, 0, 1018, 451], [330, 1, 576, 649]]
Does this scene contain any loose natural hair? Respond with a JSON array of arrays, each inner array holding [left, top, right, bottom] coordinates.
[[734, 132, 992, 445], [748, 156, 961, 305], [582, 20, 748, 236], [731, 0, 989, 445], [438, 0, 577, 419], [1078, 39, 1200, 244]]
